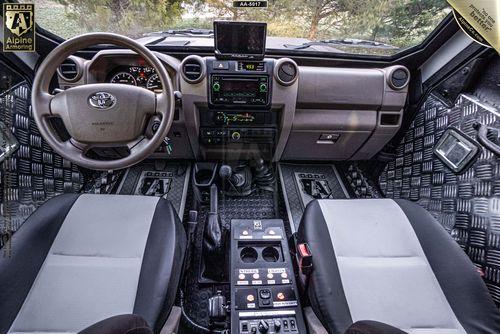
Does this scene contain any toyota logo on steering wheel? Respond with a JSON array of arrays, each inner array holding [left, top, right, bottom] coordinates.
[[88, 92, 116, 110]]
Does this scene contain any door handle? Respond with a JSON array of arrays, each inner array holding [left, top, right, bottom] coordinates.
[[473, 122, 500, 156]]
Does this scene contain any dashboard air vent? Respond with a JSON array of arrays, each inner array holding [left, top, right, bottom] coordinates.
[[181, 55, 205, 84], [388, 66, 410, 90], [57, 57, 81, 82], [274, 59, 298, 86]]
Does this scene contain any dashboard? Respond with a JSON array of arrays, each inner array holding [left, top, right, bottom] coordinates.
[[57, 51, 409, 162]]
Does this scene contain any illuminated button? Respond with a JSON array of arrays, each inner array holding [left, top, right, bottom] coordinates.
[[253, 273, 260, 279], [213, 82, 221, 92], [247, 294, 255, 302], [268, 229, 276, 235], [231, 131, 241, 141], [259, 83, 267, 92], [242, 230, 249, 235], [281, 272, 288, 279], [267, 273, 274, 279], [277, 292, 285, 300], [239, 274, 246, 280]]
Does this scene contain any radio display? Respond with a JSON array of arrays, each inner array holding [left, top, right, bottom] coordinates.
[[223, 78, 259, 95], [210, 75, 269, 106]]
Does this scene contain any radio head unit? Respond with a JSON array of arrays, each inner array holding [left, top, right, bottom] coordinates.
[[214, 21, 267, 60], [210, 75, 269, 107]]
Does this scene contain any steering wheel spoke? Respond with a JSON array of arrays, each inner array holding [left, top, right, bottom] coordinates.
[[49, 91, 70, 118], [69, 138, 91, 152], [35, 92, 56, 117], [58, 139, 88, 162], [154, 92, 169, 116], [126, 136, 147, 152]]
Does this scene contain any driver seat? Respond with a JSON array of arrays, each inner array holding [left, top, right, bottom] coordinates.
[[0, 194, 186, 334]]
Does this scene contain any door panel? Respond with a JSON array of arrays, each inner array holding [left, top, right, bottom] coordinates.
[[0, 62, 84, 249]]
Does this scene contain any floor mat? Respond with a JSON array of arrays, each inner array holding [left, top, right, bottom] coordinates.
[[278, 163, 348, 232], [379, 93, 500, 304], [116, 161, 191, 218]]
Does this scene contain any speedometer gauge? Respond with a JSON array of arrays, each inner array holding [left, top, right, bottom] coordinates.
[[110, 72, 137, 86], [146, 74, 162, 91]]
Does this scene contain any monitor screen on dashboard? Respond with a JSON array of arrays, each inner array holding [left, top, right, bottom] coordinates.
[[214, 21, 267, 60]]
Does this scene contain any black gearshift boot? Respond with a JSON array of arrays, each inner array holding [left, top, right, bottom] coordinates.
[[219, 164, 253, 197], [201, 184, 226, 281]]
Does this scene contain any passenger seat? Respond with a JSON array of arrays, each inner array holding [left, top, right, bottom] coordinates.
[[297, 199, 500, 334]]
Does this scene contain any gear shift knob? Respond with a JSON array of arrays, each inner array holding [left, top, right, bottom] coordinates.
[[219, 165, 233, 180], [255, 157, 265, 171]]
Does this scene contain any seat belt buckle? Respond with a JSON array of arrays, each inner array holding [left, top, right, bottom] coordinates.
[[297, 243, 313, 276]]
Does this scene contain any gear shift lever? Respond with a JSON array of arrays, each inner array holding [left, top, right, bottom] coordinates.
[[202, 184, 224, 280], [219, 165, 233, 183], [219, 165, 245, 188]]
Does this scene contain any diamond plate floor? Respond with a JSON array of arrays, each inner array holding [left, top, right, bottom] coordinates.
[[379, 93, 500, 304]]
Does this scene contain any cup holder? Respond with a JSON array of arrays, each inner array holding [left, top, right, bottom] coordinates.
[[262, 246, 280, 262], [240, 247, 258, 263]]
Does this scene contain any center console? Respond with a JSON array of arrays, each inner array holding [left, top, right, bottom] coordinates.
[[200, 58, 277, 149], [179, 21, 299, 161], [230, 219, 306, 334], [199, 21, 278, 156]]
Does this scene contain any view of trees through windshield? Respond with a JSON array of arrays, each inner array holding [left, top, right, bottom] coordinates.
[[34, 0, 451, 55]]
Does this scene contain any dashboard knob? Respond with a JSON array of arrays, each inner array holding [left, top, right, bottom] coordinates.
[[258, 320, 269, 333], [213, 82, 221, 92], [231, 131, 241, 141], [215, 112, 226, 124], [219, 165, 233, 180]]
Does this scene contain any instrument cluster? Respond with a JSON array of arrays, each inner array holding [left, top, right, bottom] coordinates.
[[108, 65, 162, 91]]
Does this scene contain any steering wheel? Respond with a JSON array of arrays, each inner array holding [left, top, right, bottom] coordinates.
[[32, 33, 175, 170]]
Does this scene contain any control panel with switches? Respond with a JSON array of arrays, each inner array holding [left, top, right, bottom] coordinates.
[[230, 219, 305, 334], [198, 110, 278, 146], [239, 315, 300, 334], [200, 127, 276, 145]]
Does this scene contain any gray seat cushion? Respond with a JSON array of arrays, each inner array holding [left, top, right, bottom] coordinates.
[[298, 199, 500, 334], [0, 194, 186, 334]]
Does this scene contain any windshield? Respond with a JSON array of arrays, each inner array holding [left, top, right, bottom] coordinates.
[[31, 0, 451, 56]]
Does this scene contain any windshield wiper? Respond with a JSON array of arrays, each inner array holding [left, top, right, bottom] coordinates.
[[284, 38, 398, 50], [145, 28, 214, 37]]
